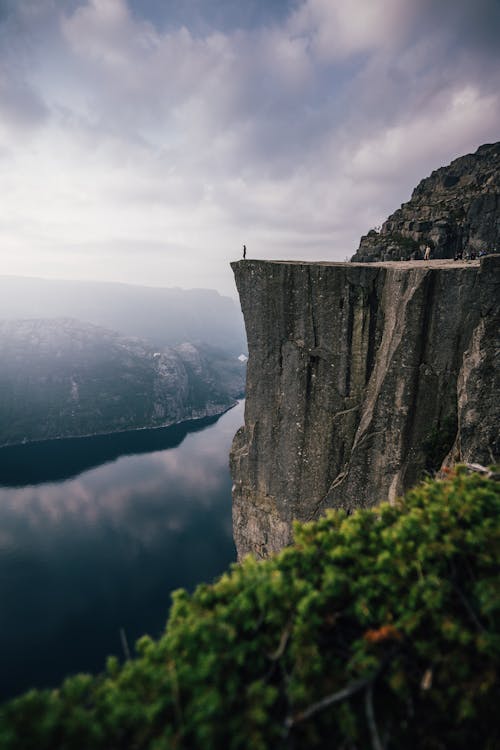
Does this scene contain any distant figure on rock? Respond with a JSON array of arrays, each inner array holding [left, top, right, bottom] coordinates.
[[454, 249, 463, 261], [243, 245, 247, 259], [424, 245, 431, 260]]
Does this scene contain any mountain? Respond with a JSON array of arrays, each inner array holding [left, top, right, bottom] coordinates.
[[0, 277, 246, 355], [0, 318, 243, 447], [351, 142, 500, 261], [231, 144, 500, 558]]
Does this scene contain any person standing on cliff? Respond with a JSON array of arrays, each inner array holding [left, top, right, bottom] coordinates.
[[424, 245, 431, 260], [243, 244, 247, 259]]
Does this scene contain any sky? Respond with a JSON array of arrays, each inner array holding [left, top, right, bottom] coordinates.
[[1, 0, 499, 297]]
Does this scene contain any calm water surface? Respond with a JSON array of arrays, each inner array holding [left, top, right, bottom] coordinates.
[[0, 401, 244, 701]]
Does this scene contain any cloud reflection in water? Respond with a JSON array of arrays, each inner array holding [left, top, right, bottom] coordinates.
[[0, 401, 244, 701]]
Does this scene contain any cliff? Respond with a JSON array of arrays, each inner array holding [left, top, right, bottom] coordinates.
[[351, 142, 500, 261], [0, 318, 242, 446], [230, 256, 499, 558]]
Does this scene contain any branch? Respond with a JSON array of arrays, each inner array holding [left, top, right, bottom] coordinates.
[[119, 627, 131, 661], [365, 682, 384, 750], [452, 580, 487, 633], [284, 674, 372, 729], [268, 621, 293, 661], [284, 649, 397, 734]]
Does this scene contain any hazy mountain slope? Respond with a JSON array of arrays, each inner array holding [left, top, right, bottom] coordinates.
[[0, 318, 241, 446], [0, 277, 246, 354]]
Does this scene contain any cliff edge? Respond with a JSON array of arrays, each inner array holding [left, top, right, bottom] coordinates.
[[230, 256, 499, 558]]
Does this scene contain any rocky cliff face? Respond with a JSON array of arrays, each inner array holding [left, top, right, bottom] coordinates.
[[0, 318, 240, 446], [230, 256, 499, 559], [352, 143, 500, 262]]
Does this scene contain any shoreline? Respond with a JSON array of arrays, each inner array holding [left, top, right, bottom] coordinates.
[[0, 400, 240, 451]]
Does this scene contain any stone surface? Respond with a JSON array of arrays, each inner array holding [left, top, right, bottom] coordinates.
[[351, 142, 500, 262], [230, 257, 499, 559], [0, 318, 241, 446]]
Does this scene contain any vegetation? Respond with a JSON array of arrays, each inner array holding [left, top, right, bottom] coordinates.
[[1, 469, 499, 749]]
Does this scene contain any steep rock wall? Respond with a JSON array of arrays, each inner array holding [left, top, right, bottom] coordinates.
[[352, 142, 500, 261], [230, 257, 499, 558]]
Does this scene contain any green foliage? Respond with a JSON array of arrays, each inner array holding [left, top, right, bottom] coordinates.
[[1, 470, 499, 749]]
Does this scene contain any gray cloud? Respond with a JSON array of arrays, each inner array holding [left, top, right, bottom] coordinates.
[[127, 0, 299, 34], [0, 0, 499, 295]]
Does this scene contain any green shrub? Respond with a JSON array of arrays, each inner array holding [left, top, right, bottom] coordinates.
[[1, 469, 499, 749]]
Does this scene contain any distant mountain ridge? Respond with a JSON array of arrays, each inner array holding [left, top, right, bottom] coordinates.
[[352, 142, 500, 261], [0, 276, 246, 355], [0, 318, 243, 447]]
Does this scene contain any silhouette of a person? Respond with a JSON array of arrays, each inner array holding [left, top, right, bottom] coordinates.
[[243, 245, 247, 259]]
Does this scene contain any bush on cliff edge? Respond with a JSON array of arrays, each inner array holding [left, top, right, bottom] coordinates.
[[1, 469, 499, 749]]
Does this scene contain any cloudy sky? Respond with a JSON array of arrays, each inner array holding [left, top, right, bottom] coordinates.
[[1, 0, 499, 296]]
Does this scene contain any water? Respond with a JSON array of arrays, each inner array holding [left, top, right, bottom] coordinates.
[[0, 401, 244, 702]]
